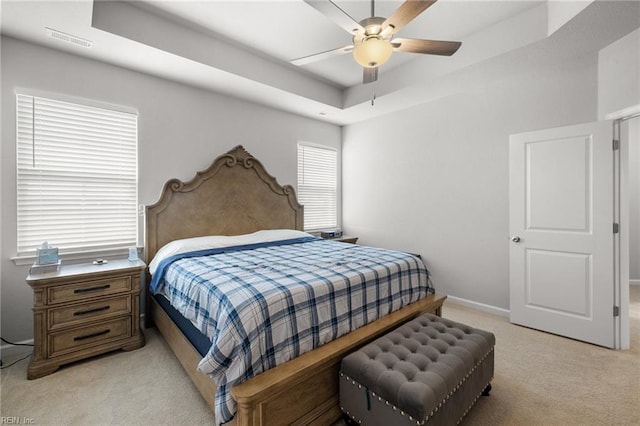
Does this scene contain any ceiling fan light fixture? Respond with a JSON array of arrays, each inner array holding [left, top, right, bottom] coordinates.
[[353, 37, 393, 68]]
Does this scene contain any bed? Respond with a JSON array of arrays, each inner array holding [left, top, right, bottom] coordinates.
[[145, 145, 446, 425]]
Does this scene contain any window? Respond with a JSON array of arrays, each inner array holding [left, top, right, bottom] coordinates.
[[16, 93, 138, 256], [297, 143, 337, 231]]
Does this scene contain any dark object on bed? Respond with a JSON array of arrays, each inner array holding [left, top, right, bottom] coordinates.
[[339, 313, 495, 425], [145, 145, 447, 425], [320, 229, 343, 238]]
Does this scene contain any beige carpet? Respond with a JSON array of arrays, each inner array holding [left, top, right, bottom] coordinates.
[[2, 287, 638, 425], [457, 285, 640, 426]]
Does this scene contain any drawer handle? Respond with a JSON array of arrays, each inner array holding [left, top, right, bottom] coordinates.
[[73, 329, 110, 341], [74, 284, 110, 294], [73, 306, 110, 316]]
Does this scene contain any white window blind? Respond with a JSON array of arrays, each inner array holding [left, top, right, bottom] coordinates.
[[297, 144, 337, 230], [16, 93, 138, 256]]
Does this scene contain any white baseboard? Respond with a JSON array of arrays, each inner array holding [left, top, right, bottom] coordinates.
[[1, 339, 34, 359], [631, 279, 640, 286], [445, 295, 510, 318]]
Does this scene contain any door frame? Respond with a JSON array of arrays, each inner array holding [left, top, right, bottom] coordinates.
[[608, 104, 640, 350]]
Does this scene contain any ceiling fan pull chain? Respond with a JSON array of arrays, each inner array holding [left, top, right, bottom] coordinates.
[[371, 93, 376, 106]]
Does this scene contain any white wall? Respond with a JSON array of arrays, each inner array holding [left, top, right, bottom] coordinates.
[[598, 29, 640, 120], [597, 28, 640, 281], [0, 36, 341, 342], [342, 52, 598, 310]]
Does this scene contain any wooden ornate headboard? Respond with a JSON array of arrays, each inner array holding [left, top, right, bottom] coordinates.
[[145, 145, 303, 263]]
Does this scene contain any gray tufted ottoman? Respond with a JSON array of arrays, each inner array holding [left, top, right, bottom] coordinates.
[[339, 313, 495, 425]]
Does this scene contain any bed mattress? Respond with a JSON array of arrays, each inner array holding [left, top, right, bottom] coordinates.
[[154, 293, 212, 357]]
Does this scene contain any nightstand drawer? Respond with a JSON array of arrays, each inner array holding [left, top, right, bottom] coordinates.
[[48, 276, 132, 305], [48, 317, 132, 358], [48, 295, 132, 331]]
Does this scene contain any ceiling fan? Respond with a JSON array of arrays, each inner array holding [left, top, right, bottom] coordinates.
[[291, 0, 462, 84]]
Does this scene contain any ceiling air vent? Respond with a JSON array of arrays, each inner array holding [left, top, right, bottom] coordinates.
[[45, 28, 92, 48]]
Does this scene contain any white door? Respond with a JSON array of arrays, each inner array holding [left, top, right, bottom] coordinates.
[[509, 121, 616, 348]]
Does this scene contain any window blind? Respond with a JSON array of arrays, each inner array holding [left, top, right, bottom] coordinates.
[[297, 144, 337, 230], [16, 93, 138, 256]]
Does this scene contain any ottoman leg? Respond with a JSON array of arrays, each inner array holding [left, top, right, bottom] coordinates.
[[342, 414, 358, 425], [482, 383, 492, 396]]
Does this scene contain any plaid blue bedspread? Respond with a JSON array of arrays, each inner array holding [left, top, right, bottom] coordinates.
[[151, 237, 432, 425]]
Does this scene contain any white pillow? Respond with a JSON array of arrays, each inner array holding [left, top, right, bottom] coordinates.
[[148, 229, 313, 275]]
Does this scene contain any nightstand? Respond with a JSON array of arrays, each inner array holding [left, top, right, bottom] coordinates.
[[326, 236, 358, 244], [26, 259, 145, 379]]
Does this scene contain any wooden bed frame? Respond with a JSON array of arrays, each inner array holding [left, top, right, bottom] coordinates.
[[145, 145, 446, 425]]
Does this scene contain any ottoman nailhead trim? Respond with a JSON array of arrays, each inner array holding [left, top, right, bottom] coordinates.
[[455, 381, 491, 426], [340, 345, 494, 426], [341, 314, 495, 426], [423, 346, 494, 425]]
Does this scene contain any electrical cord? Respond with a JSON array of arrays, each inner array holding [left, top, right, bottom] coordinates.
[[1, 337, 34, 347], [0, 352, 32, 369], [1, 337, 34, 370]]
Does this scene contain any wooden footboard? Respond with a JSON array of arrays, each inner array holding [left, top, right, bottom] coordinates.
[[150, 293, 446, 425]]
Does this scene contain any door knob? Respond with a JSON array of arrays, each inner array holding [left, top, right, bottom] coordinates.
[[511, 236, 521, 243]]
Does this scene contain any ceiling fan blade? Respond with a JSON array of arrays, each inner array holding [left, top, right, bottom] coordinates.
[[291, 45, 354, 66], [392, 38, 461, 56], [363, 67, 378, 84], [383, 0, 437, 34], [304, 0, 364, 34]]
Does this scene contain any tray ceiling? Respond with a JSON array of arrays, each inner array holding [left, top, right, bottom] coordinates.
[[1, 1, 639, 124]]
